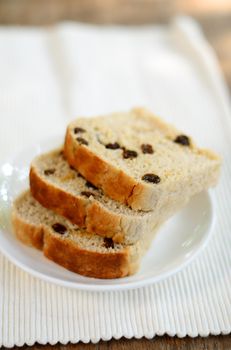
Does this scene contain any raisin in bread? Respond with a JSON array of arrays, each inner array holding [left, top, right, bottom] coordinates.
[[64, 107, 221, 211], [12, 191, 157, 279], [30, 149, 167, 244]]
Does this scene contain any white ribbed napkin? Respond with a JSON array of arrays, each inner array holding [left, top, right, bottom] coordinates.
[[0, 17, 230, 347]]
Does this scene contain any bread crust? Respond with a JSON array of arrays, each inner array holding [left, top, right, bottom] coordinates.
[[30, 167, 86, 227], [30, 165, 130, 243], [43, 230, 133, 279], [11, 193, 138, 279], [64, 129, 141, 208]]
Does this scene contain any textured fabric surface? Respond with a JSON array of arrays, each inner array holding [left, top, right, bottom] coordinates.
[[0, 17, 230, 347]]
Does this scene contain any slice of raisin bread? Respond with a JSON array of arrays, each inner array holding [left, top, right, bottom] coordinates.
[[64, 107, 221, 211], [12, 191, 155, 279], [30, 149, 190, 245]]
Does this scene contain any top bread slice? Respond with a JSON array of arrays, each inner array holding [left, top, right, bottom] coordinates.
[[30, 149, 161, 244], [64, 107, 221, 211], [12, 191, 150, 279]]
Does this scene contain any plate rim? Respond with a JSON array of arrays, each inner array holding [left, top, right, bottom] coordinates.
[[0, 203, 215, 291], [0, 139, 216, 291]]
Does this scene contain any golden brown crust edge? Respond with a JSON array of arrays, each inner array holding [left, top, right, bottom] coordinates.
[[64, 129, 141, 208], [43, 230, 134, 279], [30, 167, 87, 227], [30, 166, 126, 243]]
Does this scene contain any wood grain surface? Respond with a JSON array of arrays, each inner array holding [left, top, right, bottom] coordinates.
[[2, 335, 231, 350], [0, 1, 230, 349]]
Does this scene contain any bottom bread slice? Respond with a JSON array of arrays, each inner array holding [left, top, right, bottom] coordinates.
[[11, 191, 158, 279]]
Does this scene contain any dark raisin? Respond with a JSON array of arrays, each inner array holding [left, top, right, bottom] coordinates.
[[142, 173, 161, 184], [77, 173, 84, 179], [74, 127, 86, 134], [52, 223, 67, 235], [85, 181, 98, 190], [141, 144, 154, 154], [44, 169, 55, 175], [174, 135, 190, 146], [76, 137, 88, 146], [103, 237, 114, 249], [81, 191, 95, 198], [123, 149, 138, 159], [105, 142, 120, 150]]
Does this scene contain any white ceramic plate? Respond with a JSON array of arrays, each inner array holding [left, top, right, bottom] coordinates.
[[0, 136, 215, 291]]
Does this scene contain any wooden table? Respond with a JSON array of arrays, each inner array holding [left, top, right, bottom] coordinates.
[[3, 334, 230, 350], [0, 1, 230, 349]]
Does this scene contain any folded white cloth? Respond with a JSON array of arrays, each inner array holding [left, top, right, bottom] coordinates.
[[0, 16, 230, 347]]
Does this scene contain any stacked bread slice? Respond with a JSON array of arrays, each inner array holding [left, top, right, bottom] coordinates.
[[12, 191, 148, 278], [12, 108, 221, 279]]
